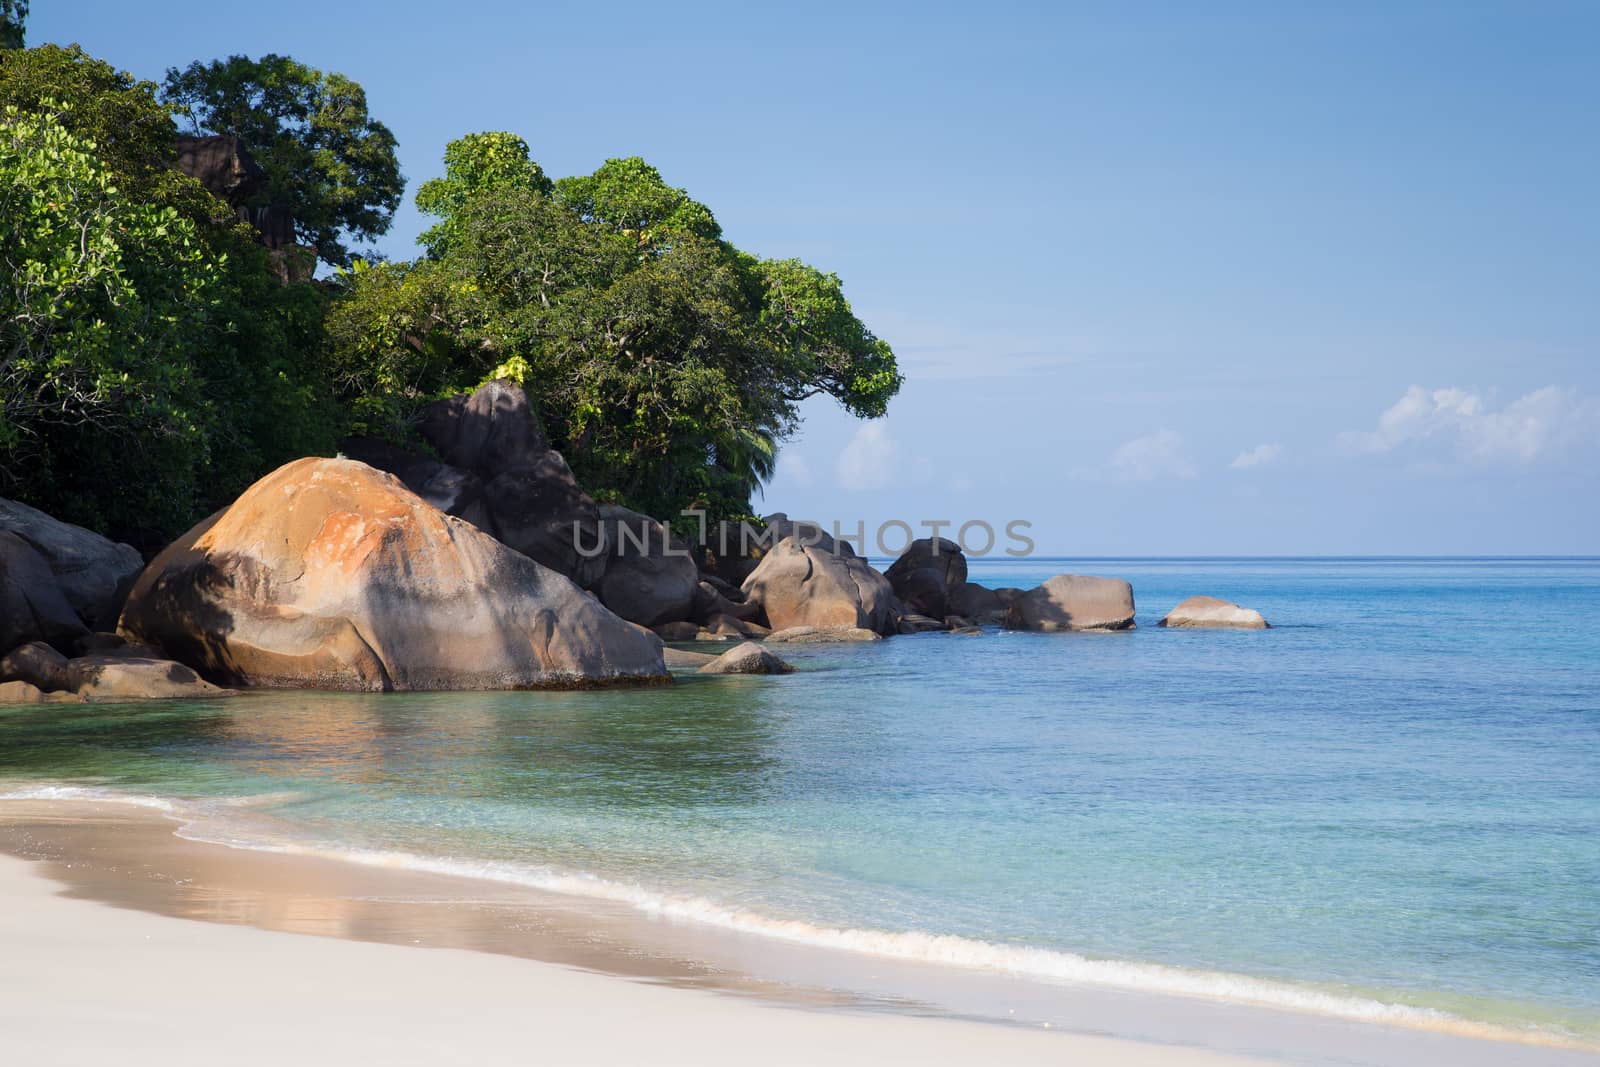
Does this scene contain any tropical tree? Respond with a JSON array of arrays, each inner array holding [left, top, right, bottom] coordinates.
[[328, 133, 900, 522], [1, 48, 337, 547], [162, 54, 403, 267]]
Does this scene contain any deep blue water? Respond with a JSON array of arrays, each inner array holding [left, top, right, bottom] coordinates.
[[2, 558, 1597, 1041]]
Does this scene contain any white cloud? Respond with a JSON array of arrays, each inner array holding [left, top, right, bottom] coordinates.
[[1109, 429, 1196, 482], [774, 452, 814, 488], [836, 421, 901, 490], [1231, 443, 1284, 469], [1344, 385, 1596, 463]]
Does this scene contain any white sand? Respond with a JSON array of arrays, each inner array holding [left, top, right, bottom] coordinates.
[[0, 854, 1271, 1067]]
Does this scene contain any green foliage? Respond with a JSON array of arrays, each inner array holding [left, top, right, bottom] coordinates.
[[1, 1, 26, 50], [0, 49, 337, 549], [415, 132, 553, 256], [162, 53, 403, 267], [330, 136, 901, 523]]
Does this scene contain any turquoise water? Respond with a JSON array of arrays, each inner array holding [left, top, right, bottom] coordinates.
[[2, 558, 1598, 1044]]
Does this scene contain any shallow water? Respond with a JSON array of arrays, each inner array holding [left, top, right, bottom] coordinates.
[[2, 558, 1597, 1044]]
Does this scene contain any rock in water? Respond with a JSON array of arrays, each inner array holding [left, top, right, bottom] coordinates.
[[740, 537, 896, 635], [1003, 575, 1136, 632], [65, 654, 233, 701], [0, 497, 143, 629], [1158, 595, 1269, 629], [0, 531, 89, 652], [885, 537, 968, 618], [0, 641, 72, 692], [118, 458, 667, 691], [696, 641, 796, 676], [593, 505, 699, 627], [764, 626, 883, 644]]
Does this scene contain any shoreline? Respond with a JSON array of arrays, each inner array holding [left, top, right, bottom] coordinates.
[[2, 795, 1596, 1066]]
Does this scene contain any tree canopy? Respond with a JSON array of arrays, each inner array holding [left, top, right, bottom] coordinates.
[[328, 132, 900, 522], [162, 54, 403, 267], [1, 47, 336, 548]]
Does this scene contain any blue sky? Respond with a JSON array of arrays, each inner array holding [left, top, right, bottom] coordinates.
[[36, 2, 1599, 553]]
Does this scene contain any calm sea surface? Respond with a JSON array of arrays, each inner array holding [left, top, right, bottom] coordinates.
[[3, 558, 1597, 1043]]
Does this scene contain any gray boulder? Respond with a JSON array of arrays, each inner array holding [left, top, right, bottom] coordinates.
[[593, 505, 699, 627], [948, 582, 1005, 623], [418, 379, 551, 476], [0, 641, 71, 692], [696, 641, 796, 676], [741, 537, 896, 635], [885, 538, 968, 618], [0, 497, 143, 628], [1004, 575, 1136, 632], [765, 626, 883, 644], [0, 531, 89, 653]]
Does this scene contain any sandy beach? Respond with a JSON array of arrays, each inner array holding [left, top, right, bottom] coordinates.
[[0, 801, 1272, 1067], [3, 797, 1597, 1067]]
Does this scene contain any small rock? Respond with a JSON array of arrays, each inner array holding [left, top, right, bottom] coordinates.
[[663, 647, 718, 668], [1158, 595, 1269, 630], [765, 626, 883, 644], [0, 679, 85, 704], [1004, 575, 1136, 632], [897, 612, 948, 634], [66, 654, 236, 701], [653, 621, 700, 642], [696, 641, 796, 676], [0, 641, 71, 692]]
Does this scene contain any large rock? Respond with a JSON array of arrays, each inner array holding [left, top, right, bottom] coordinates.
[[339, 437, 490, 529], [696, 641, 795, 676], [175, 135, 265, 207], [703, 513, 852, 587], [885, 538, 967, 618], [740, 537, 896, 635], [480, 454, 606, 588], [593, 506, 699, 627], [118, 458, 667, 691], [1003, 575, 1136, 632], [0, 497, 143, 628], [418, 380, 551, 479], [1159, 596, 1269, 630], [0, 531, 89, 653]]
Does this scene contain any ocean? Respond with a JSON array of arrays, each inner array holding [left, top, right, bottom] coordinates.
[[2, 558, 1597, 1049]]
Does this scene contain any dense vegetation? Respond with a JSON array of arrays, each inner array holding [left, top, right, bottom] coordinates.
[[1, 26, 898, 550]]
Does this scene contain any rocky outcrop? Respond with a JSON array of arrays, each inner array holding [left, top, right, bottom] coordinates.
[[885, 538, 967, 618], [740, 537, 895, 635], [118, 458, 667, 691], [1158, 596, 1269, 630], [702, 513, 852, 587], [765, 626, 883, 644], [948, 582, 1005, 624], [0, 641, 71, 692], [696, 641, 796, 676], [346, 382, 608, 588], [593, 505, 699, 627], [0, 530, 89, 653], [1003, 575, 1136, 632], [0, 498, 143, 629], [176, 135, 265, 207], [418, 380, 551, 476]]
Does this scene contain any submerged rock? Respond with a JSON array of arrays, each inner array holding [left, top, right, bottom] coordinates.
[[765, 626, 883, 644], [1003, 575, 1136, 632], [118, 457, 667, 691], [1159, 596, 1269, 630], [696, 641, 796, 676], [741, 537, 895, 635]]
